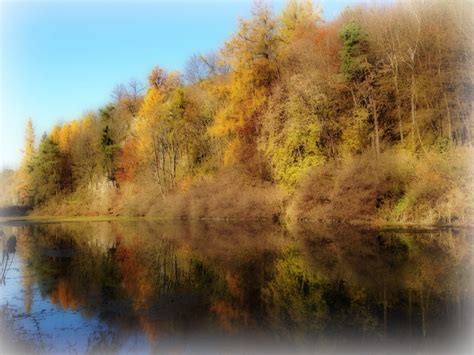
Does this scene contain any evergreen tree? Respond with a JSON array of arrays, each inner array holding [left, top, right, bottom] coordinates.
[[29, 134, 61, 204]]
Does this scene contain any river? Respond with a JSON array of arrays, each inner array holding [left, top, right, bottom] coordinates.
[[0, 221, 472, 354]]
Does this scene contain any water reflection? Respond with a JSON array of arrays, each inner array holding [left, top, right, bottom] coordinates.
[[0, 221, 472, 353], [1, 231, 16, 285]]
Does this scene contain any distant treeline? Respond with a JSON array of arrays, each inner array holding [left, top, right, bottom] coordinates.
[[10, 0, 474, 224]]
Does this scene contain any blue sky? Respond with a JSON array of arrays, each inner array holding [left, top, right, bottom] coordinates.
[[0, 0, 356, 170]]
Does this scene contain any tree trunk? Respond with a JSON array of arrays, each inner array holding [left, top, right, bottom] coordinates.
[[372, 97, 380, 158], [172, 154, 176, 185], [161, 142, 167, 189], [394, 58, 404, 144], [410, 73, 426, 153], [411, 73, 417, 148], [152, 138, 161, 185]]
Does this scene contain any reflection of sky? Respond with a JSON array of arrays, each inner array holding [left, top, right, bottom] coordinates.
[[1, 251, 106, 353], [0, 238, 152, 353], [0, 255, 283, 355]]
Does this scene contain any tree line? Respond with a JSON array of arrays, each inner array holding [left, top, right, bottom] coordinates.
[[15, 0, 473, 213]]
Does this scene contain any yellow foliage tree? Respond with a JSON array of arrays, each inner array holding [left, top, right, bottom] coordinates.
[[209, 2, 279, 165], [16, 118, 35, 204], [279, 0, 321, 43], [134, 86, 164, 182]]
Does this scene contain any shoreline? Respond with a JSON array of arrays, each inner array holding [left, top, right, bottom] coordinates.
[[1, 214, 472, 229]]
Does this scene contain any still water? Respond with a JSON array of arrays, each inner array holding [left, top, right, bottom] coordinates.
[[0, 221, 472, 354]]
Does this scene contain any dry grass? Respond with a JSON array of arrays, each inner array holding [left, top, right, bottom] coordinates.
[[147, 169, 285, 221], [289, 147, 474, 226], [31, 185, 114, 217]]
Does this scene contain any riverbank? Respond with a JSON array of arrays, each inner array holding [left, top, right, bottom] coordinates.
[[18, 148, 472, 228], [1, 214, 473, 230], [0, 215, 146, 224]]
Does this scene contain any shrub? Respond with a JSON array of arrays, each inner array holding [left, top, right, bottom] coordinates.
[[147, 169, 285, 221], [289, 147, 473, 225]]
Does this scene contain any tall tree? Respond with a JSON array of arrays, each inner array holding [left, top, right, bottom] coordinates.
[[16, 118, 35, 204], [340, 20, 381, 157], [210, 2, 280, 167], [29, 134, 61, 205], [279, 0, 321, 43]]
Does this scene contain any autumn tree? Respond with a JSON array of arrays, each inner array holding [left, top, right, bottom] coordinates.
[[260, 2, 341, 187], [279, 0, 321, 43], [112, 79, 144, 118], [16, 118, 35, 205], [210, 2, 280, 168], [70, 114, 101, 187], [133, 66, 190, 189], [134, 66, 166, 187], [50, 121, 81, 192], [339, 19, 382, 157]]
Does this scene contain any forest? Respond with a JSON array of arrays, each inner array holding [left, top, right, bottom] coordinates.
[[4, 0, 474, 225]]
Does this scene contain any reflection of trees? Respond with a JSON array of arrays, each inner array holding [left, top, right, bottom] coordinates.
[[402, 229, 473, 338], [14, 221, 473, 349], [0, 229, 16, 286], [16, 221, 286, 347], [17, 228, 34, 313], [262, 242, 379, 340], [272, 224, 473, 341]]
